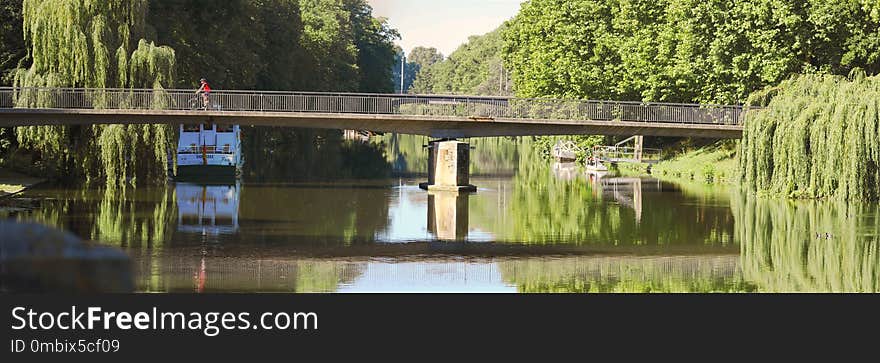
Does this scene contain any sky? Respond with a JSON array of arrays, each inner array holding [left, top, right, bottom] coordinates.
[[367, 0, 523, 56]]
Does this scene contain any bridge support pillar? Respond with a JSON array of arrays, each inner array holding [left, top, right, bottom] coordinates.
[[634, 135, 644, 162], [419, 140, 477, 192]]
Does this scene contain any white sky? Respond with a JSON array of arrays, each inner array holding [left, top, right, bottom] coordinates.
[[367, 0, 523, 56]]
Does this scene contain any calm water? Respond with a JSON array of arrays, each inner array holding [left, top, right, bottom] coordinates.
[[5, 134, 880, 292]]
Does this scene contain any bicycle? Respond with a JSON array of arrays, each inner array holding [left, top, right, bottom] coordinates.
[[188, 94, 222, 111], [188, 94, 214, 111]]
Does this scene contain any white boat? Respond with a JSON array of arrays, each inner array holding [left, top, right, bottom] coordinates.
[[176, 123, 243, 179]]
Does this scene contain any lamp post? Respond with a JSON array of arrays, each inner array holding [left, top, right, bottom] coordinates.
[[400, 53, 406, 94]]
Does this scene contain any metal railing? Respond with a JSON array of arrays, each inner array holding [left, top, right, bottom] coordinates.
[[552, 140, 584, 160], [0, 87, 745, 125], [592, 146, 662, 162], [177, 145, 234, 154]]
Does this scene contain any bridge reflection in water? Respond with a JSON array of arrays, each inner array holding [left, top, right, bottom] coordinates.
[[11, 178, 876, 293], [11, 128, 879, 293], [131, 253, 753, 293], [125, 173, 748, 292], [118, 182, 880, 293], [586, 175, 661, 224]]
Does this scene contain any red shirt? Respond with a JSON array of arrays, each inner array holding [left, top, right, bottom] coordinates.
[[202, 83, 211, 93]]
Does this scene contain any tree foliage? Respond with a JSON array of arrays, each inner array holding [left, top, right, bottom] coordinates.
[[148, 0, 266, 90], [411, 26, 512, 96], [14, 0, 176, 185], [0, 0, 26, 86], [5, 0, 399, 184], [149, 0, 397, 92], [389, 46, 443, 94], [502, 0, 880, 104], [346, 0, 399, 93], [740, 72, 880, 201], [0, 1, 25, 156], [408, 46, 444, 70]]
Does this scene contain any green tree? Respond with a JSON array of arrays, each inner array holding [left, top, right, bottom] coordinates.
[[502, 0, 880, 104], [412, 26, 511, 96], [255, 0, 309, 90], [390, 46, 442, 94], [0, 0, 26, 86], [739, 73, 880, 201], [299, 0, 359, 91], [8, 0, 400, 183], [345, 0, 399, 92], [408, 46, 443, 69], [14, 0, 176, 185], [148, 0, 265, 89], [0, 1, 25, 158], [405, 46, 443, 93]]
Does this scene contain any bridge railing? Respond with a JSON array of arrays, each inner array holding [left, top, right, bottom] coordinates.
[[592, 146, 662, 162], [0, 87, 745, 125]]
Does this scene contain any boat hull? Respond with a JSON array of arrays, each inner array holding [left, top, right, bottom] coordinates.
[[175, 165, 238, 180]]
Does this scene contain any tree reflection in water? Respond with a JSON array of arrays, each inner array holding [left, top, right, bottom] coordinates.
[[733, 192, 880, 293], [5, 133, 880, 292]]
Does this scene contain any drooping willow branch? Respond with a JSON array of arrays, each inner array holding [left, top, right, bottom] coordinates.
[[14, 0, 176, 185]]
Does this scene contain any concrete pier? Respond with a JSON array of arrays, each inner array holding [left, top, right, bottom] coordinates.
[[419, 140, 477, 192]]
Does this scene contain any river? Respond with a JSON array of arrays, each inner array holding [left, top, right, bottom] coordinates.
[[4, 133, 879, 292]]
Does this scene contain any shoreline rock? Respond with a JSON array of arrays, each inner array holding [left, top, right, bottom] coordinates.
[[0, 221, 134, 293]]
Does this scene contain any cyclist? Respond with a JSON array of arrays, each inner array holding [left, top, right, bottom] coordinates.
[[196, 78, 212, 110]]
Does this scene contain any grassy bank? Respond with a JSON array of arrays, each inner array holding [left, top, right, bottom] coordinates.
[[619, 140, 738, 185], [0, 168, 45, 198]]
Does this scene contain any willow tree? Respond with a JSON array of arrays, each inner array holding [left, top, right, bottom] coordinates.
[[14, 0, 175, 185], [740, 72, 880, 201]]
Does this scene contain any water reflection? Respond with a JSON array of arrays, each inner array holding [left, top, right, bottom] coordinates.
[[499, 256, 754, 293], [551, 162, 580, 181], [6, 133, 880, 292], [130, 251, 367, 293], [427, 191, 470, 241], [489, 163, 735, 246], [733, 193, 880, 292], [176, 182, 240, 236], [590, 177, 652, 223]]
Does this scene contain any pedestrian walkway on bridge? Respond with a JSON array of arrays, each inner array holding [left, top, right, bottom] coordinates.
[[0, 87, 745, 139]]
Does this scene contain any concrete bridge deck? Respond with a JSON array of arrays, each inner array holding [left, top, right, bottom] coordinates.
[[0, 87, 745, 139]]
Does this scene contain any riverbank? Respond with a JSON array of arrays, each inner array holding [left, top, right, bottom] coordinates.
[[619, 141, 738, 185], [0, 168, 45, 198]]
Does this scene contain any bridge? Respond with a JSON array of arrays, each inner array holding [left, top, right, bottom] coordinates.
[[0, 87, 744, 137], [0, 87, 747, 190]]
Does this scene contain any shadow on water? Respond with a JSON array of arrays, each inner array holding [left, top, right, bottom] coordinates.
[[242, 127, 394, 182], [5, 133, 880, 292]]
